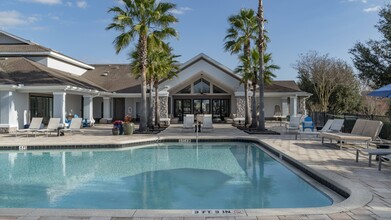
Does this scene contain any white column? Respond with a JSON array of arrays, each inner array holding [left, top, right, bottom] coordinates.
[[289, 96, 298, 116], [0, 91, 17, 129], [281, 98, 289, 116], [53, 92, 66, 123], [103, 97, 111, 119], [83, 95, 93, 120]]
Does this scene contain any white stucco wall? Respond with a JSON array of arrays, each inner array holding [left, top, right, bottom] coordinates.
[[125, 98, 138, 118], [46, 57, 87, 76], [0, 91, 28, 129], [13, 93, 29, 129], [264, 97, 282, 118], [66, 94, 82, 117]]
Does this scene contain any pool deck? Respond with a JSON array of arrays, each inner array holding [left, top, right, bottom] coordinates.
[[0, 122, 390, 220]]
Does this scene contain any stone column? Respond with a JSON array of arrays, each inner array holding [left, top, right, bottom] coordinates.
[[103, 97, 111, 119], [281, 97, 289, 116], [83, 95, 93, 121], [53, 92, 66, 123], [289, 96, 298, 116]]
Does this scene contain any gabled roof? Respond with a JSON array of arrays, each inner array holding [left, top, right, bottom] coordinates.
[[179, 53, 241, 81], [265, 80, 302, 93], [0, 57, 105, 91], [82, 64, 141, 93], [0, 30, 94, 70]]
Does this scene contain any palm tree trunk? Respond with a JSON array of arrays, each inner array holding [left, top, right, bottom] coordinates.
[[139, 34, 148, 132], [244, 42, 251, 126], [154, 81, 160, 126], [251, 83, 257, 128], [257, 0, 266, 131], [244, 83, 250, 126], [148, 79, 154, 129]]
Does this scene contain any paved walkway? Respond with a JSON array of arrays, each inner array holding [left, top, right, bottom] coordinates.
[[0, 123, 390, 220]]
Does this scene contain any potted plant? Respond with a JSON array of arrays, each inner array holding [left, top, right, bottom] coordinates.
[[112, 120, 123, 135], [123, 115, 135, 135]]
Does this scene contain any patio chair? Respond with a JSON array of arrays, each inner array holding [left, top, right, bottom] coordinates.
[[15, 117, 43, 137], [295, 119, 334, 140], [328, 119, 344, 132], [320, 119, 383, 150], [61, 118, 84, 135], [302, 116, 314, 131], [202, 114, 214, 131], [286, 115, 301, 132], [36, 118, 61, 136], [182, 114, 194, 131]]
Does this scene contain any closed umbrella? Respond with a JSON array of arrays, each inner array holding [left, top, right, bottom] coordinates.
[[367, 84, 391, 98]]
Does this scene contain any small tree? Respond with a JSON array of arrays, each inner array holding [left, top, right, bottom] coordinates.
[[295, 51, 360, 113]]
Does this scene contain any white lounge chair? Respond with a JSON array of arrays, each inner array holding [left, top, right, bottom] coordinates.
[[296, 119, 335, 140], [36, 118, 61, 136], [320, 119, 383, 149], [328, 119, 344, 132], [61, 118, 84, 135], [286, 115, 301, 132], [182, 114, 194, 131], [202, 114, 214, 131], [15, 117, 43, 137]]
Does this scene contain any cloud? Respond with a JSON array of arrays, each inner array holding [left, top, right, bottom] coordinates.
[[170, 7, 192, 15], [20, 0, 62, 5], [76, 0, 87, 8], [0, 11, 38, 27], [363, 5, 381, 12]]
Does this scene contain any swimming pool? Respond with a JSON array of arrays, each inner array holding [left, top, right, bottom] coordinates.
[[0, 142, 333, 209]]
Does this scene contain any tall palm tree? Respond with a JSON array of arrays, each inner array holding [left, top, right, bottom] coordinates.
[[224, 8, 258, 126], [151, 46, 179, 126], [106, 0, 178, 132], [257, 0, 266, 130], [130, 43, 179, 128], [236, 49, 279, 128]]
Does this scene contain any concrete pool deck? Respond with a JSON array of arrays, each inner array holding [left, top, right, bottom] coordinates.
[[0, 122, 390, 220]]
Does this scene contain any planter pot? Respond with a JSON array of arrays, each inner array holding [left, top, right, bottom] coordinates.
[[123, 123, 135, 135], [112, 128, 120, 135]]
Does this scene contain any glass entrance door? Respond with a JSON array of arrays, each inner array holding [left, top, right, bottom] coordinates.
[[193, 99, 210, 114], [212, 99, 230, 121], [174, 99, 191, 121]]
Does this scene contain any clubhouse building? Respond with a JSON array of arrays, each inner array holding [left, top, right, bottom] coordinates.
[[0, 31, 310, 132]]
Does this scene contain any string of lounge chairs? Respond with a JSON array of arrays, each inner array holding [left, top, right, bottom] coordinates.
[[15, 117, 84, 137]]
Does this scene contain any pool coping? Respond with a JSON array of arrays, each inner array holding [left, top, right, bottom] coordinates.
[[0, 136, 373, 217]]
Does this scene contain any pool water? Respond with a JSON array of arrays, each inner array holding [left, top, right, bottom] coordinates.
[[0, 142, 332, 209]]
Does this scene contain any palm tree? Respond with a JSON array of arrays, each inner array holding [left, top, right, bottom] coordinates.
[[130, 43, 179, 128], [151, 46, 179, 126], [257, 0, 266, 130], [236, 49, 279, 128], [106, 0, 178, 132], [224, 8, 258, 126]]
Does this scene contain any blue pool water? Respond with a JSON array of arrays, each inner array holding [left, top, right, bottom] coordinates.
[[0, 142, 332, 209]]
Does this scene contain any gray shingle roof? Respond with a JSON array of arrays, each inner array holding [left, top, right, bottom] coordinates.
[[82, 64, 141, 93], [265, 80, 301, 93], [0, 45, 51, 53], [0, 57, 105, 91]]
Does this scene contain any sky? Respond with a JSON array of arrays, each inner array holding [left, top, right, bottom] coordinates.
[[0, 0, 388, 80]]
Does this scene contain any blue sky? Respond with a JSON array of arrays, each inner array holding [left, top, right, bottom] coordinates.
[[0, 0, 387, 80]]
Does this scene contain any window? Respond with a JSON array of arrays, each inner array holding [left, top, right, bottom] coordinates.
[[177, 85, 191, 94], [194, 78, 210, 94], [213, 85, 227, 93]]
